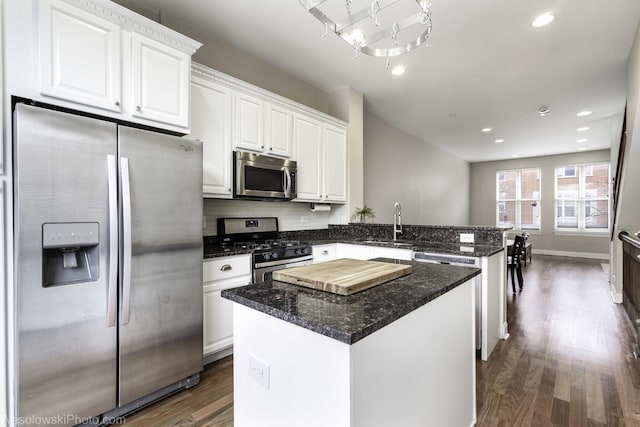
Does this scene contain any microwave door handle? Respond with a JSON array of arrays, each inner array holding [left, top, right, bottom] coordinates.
[[284, 168, 291, 197]]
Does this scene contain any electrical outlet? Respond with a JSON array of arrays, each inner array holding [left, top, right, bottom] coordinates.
[[248, 353, 270, 389], [460, 233, 475, 244], [301, 216, 309, 223]]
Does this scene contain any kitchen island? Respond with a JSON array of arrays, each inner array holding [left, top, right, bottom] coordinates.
[[222, 259, 481, 427]]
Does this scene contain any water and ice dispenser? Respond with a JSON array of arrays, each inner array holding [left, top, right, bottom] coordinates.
[[42, 222, 100, 287]]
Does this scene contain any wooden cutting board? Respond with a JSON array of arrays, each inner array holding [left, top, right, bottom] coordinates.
[[272, 258, 412, 296]]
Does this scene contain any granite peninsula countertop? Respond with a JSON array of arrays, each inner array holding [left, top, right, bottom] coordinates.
[[221, 259, 481, 345]]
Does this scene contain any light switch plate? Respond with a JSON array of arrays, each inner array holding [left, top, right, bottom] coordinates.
[[460, 233, 475, 243]]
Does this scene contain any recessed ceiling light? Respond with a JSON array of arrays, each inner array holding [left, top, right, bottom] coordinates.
[[577, 110, 592, 117], [391, 65, 406, 76], [578, 147, 587, 151], [532, 13, 555, 28], [577, 138, 587, 143], [494, 139, 504, 143], [576, 127, 590, 132], [538, 106, 550, 116], [511, 155, 519, 158], [482, 127, 492, 133]]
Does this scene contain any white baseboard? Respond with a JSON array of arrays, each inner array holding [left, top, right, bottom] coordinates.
[[501, 321, 509, 340], [609, 282, 623, 304], [533, 249, 610, 260]]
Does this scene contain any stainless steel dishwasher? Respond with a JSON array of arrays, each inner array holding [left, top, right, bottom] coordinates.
[[413, 252, 482, 351]]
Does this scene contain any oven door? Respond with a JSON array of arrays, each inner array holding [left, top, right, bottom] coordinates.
[[253, 257, 313, 283], [235, 151, 297, 199]]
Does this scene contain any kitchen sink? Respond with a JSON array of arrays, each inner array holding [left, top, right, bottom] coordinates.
[[362, 240, 414, 248]]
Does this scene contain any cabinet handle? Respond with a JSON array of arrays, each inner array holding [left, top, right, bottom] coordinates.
[[221, 264, 232, 271], [261, 145, 265, 149], [115, 101, 120, 107], [136, 106, 141, 112], [269, 147, 273, 150], [322, 250, 329, 255], [228, 188, 231, 192]]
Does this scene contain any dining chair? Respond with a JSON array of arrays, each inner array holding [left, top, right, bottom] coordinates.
[[507, 233, 528, 293]]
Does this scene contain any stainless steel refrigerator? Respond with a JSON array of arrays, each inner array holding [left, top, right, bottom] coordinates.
[[13, 103, 203, 425]]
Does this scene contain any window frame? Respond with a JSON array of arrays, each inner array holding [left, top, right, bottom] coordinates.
[[496, 167, 542, 231], [554, 162, 610, 233]]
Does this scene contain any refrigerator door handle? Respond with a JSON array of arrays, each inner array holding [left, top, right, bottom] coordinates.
[[107, 155, 118, 327], [121, 157, 132, 325]]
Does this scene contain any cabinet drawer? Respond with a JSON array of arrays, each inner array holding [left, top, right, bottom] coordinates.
[[312, 244, 336, 264], [204, 254, 251, 282]]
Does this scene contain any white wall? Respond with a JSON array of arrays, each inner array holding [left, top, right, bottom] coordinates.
[[470, 150, 611, 258], [363, 113, 471, 226], [611, 21, 640, 300]]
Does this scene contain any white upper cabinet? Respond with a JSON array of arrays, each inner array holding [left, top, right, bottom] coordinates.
[[39, 0, 121, 112], [265, 103, 293, 158], [190, 63, 347, 201], [293, 113, 323, 201], [294, 113, 347, 203], [191, 70, 233, 198], [234, 92, 264, 152], [323, 124, 348, 203], [36, 0, 200, 132], [131, 33, 190, 128]]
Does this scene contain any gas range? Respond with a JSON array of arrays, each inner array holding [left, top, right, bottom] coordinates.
[[223, 238, 313, 264], [217, 217, 313, 283]]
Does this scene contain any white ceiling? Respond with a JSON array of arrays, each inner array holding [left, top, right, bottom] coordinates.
[[126, 0, 640, 162]]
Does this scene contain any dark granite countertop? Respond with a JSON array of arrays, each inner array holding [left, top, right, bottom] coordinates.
[[204, 239, 503, 259], [221, 259, 481, 345]]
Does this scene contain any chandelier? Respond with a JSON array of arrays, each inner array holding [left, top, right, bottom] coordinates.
[[299, 0, 433, 64]]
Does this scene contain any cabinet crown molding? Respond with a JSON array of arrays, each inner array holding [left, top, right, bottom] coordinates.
[[191, 62, 348, 129], [60, 0, 202, 54]]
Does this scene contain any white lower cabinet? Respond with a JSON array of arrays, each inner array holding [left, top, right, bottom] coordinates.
[[312, 244, 336, 264], [203, 254, 251, 357], [319, 243, 412, 261]]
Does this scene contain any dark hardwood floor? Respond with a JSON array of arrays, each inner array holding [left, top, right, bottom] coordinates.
[[124, 256, 640, 426]]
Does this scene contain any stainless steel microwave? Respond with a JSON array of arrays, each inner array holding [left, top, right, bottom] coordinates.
[[234, 151, 297, 200]]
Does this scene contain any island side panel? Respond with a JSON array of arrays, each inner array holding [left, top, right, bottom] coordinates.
[[232, 304, 352, 427], [350, 279, 476, 427], [481, 251, 507, 361]]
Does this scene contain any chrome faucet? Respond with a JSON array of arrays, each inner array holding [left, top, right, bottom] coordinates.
[[393, 202, 402, 241]]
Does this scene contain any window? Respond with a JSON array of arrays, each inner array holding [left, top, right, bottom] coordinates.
[[496, 168, 541, 230], [557, 166, 576, 178], [555, 163, 609, 232]]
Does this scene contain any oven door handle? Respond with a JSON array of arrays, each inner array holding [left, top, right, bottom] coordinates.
[[254, 254, 314, 269]]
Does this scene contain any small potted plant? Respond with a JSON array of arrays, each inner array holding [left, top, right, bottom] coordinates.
[[352, 205, 376, 223]]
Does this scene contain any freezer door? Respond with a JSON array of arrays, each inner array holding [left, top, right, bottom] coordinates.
[[14, 104, 118, 424], [118, 126, 203, 405]]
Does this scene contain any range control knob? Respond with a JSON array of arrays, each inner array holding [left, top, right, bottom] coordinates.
[[263, 253, 271, 261]]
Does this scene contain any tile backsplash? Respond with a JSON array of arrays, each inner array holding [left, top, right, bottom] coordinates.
[[203, 199, 350, 236]]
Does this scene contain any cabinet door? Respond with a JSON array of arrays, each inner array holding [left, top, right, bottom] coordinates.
[[191, 78, 232, 198], [323, 124, 347, 203], [265, 103, 292, 158], [234, 92, 264, 152], [203, 286, 232, 355], [131, 32, 190, 128], [293, 114, 322, 201], [39, 0, 121, 112]]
